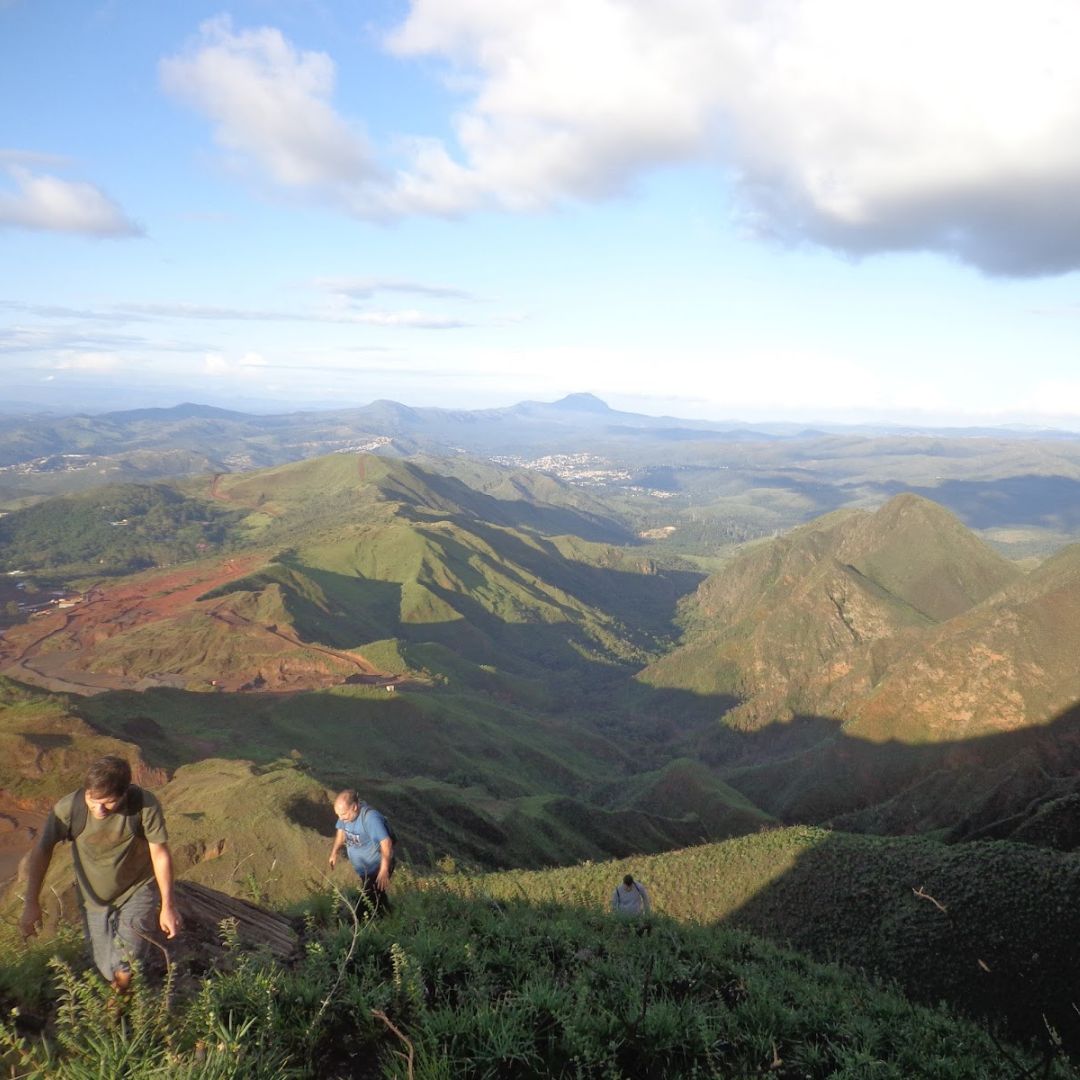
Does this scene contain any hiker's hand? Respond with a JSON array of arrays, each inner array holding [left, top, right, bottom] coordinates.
[[376, 863, 390, 892], [19, 901, 42, 941], [159, 903, 181, 939], [328, 850, 338, 870]]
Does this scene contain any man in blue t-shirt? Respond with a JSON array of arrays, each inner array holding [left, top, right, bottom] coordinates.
[[328, 789, 394, 912]]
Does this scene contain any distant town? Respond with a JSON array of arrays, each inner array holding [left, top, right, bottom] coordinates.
[[490, 452, 674, 497]]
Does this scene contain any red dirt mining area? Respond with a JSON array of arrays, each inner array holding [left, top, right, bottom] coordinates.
[[0, 555, 267, 694], [0, 554, 385, 695]]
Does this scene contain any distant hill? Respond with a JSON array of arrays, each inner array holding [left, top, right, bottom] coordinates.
[[0, 393, 755, 477], [6, 395, 1080, 563], [638, 494, 1080, 839], [0, 481, 242, 576], [0, 453, 699, 696], [97, 402, 253, 423], [640, 494, 1020, 727]]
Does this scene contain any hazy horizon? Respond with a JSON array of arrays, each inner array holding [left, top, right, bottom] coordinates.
[[5, 2, 1080, 430], [5, 384, 1080, 436]]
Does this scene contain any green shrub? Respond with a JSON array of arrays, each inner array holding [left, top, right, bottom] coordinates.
[[2, 884, 1070, 1079]]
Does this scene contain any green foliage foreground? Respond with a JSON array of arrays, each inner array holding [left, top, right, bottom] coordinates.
[[2, 885, 1072, 1080]]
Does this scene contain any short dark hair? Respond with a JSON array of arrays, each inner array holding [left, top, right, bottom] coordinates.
[[84, 756, 132, 798], [623, 873, 635, 887]]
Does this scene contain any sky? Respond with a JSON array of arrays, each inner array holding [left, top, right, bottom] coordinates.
[[2, 0, 1080, 426]]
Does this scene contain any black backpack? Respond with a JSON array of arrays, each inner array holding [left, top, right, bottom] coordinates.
[[66, 786, 145, 843]]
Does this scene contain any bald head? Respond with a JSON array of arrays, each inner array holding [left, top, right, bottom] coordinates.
[[334, 789, 360, 821]]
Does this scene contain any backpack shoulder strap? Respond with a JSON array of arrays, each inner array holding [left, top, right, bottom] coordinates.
[[357, 803, 372, 843], [68, 790, 87, 843], [127, 785, 145, 837]]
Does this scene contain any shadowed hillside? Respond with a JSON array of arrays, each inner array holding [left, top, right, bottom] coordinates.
[[5, 449, 1080, 1073], [640, 494, 1022, 730], [466, 826, 1080, 1053], [0, 454, 701, 695]]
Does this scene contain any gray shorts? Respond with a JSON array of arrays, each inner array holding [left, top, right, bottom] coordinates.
[[78, 880, 162, 980]]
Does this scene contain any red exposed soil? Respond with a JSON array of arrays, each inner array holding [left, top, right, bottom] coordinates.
[[0, 555, 382, 695], [208, 472, 229, 502]]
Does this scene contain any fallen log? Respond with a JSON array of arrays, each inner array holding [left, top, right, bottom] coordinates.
[[172, 879, 300, 963]]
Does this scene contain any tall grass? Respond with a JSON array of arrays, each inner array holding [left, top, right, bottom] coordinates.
[[2, 883, 1072, 1079]]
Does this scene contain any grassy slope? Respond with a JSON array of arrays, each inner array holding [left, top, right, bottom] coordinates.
[[4, 883, 1067, 1079], [6, 453, 700, 693], [2, 684, 1077, 1070], [0, 677, 161, 805], [467, 826, 1080, 1048], [77, 687, 762, 870], [5, 851, 1075, 1077]]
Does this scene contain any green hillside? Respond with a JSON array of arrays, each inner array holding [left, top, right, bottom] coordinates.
[[0, 482, 241, 576], [1, 453, 700, 696], [639, 495, 1020, 728], [0, 677, 162, 805], [464, 826, 1080, 1050], [75, 686, 757, 870], [204, 452, 633, 547], [6, 462, 1080, 1074], [846, 541, 1080, 744], [626, 495, 1080, 842]]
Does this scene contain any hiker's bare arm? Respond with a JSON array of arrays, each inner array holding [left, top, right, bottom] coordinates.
[[328, 828, 347, 869], [376, 837, 393, 891], [18, 836, 56, 939], [149, 842, 180, 938]]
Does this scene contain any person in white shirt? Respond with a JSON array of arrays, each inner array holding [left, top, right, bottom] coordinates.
[[611, 873, 650, 917]]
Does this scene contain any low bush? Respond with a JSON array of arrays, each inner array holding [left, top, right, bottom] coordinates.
[[1, 883, 1072, 1078]]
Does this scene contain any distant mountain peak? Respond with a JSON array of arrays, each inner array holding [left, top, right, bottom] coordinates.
[[100, 402, 250, 422], [551, 393, 612, 413]]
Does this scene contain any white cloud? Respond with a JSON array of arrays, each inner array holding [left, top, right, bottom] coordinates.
[[161, 16, 381, 204], [381, 0, 1080, 274], [0, 149, 72, 169], [203, 352, 237, 377], [52, 352, 124, 372], [203, 351, 270, 378], [316, 276, 476, 300], [2, 297, 473, 330], [336, 309, 469, 329], [118, 302, 309, 322], [0, 325, 210, 354], [161, 5, 1080, 273], [0, 164, 141, 237]]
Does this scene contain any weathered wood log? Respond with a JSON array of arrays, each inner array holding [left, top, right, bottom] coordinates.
[[172, 880, 300, 962]]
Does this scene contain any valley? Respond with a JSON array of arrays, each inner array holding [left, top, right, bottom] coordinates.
[[3, 402, 1080, 1073]]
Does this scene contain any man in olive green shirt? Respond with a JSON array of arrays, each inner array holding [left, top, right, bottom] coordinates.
[[19, 755, 180, 988]]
